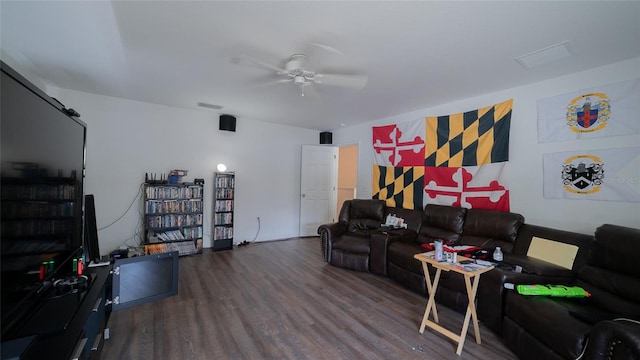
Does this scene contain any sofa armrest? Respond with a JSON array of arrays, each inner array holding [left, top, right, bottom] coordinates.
[[384, 228, 418, 242], [584, 319, 640, 360], [317, 222, 348, 262], [370, 233, 391, 276], [318, 221, 348, 236], [368, 228, 419, 276], [503, 253, 575, 278]]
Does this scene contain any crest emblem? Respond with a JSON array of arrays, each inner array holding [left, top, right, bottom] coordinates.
[[566, 92, 610, 133], [561, 154, 604, 194]]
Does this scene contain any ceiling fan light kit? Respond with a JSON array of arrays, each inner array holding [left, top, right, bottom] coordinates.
[[285, 54, 308, 72]]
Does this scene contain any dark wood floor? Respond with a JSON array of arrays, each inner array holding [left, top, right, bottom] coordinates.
[[100, 237, 517, 359]]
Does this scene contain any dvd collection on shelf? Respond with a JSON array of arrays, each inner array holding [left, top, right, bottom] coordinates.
[[215, 175, 235, 189], [215, 188, 234, 199], [145, 213, 203, 228], [213, 226, 233, 240], [214, 200, 233, 212], [143, 182, 204, 256], [145, 241, 199, 255], [214, 212, 233, 225], [154, 228, 202, 241], [144, 184, 203, 200], [213, 172, 234, 251], [145, 198, 202, 214]]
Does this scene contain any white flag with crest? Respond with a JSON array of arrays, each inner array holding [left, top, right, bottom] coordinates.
[[543, 147, 640, 201], [537, 78, 640, 143]]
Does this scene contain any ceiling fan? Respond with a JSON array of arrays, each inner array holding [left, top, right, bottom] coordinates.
[[231, 52, 368, 97]]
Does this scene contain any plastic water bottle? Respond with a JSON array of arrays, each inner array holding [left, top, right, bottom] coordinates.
[[493, 246, 503, 262], [434, 240, 444, 261]]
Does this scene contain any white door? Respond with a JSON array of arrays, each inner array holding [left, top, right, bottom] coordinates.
[[299, 145, 338, 236]]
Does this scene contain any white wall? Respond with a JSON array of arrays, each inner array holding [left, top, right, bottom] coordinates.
[[47, 88, 318, 256], [41, 57, 640, 253], [334, 57, 640, 235], [1, 50, 50, 91]]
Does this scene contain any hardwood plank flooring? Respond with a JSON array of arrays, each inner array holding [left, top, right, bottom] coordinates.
[[100, 237, 517, 360]]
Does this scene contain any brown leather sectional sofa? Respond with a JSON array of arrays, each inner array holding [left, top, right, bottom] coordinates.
[[317, 199, 640, 360]]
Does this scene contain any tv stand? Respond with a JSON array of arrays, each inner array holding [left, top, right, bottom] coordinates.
[[2, 252, 180, 360], [1, 265, 111, 360]]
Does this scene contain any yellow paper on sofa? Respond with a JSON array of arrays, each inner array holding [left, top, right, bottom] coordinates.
[[527, 237, 579, 270]]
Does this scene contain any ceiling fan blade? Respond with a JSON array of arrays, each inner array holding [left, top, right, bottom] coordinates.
[[231, 55, 286, 74], [310, 42, 343, 56], [250, 78, 293, 89], [314, 73, 368, 89]]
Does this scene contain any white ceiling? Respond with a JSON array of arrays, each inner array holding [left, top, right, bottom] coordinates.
[[2, 1, 639, 131]]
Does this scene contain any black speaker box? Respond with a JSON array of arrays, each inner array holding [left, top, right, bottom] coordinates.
[[84, 194, 101, 263], [219, 114, 236, 132], [320, 131, 332, 144]]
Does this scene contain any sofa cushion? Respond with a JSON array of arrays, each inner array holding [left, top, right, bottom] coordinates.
[[513, 224, 593, 261], [347, 219, 383, 235], [575, 266, 640, 315], [418, 226, 461, 244], [385, 206, 423, 233], [590, 224, 640, 278], [332, 234, 371, 254], [504, 292, 592, 359], [459, 208, 524, 252], [348, 199, 385, 220], [417, 204, 467, 244], [387, 241, 424, 274]]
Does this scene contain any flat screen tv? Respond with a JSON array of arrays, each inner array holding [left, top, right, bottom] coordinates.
[[1, 61, 87, 339]]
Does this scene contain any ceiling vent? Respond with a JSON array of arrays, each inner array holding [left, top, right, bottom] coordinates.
[[197, 102, 223, 110], [515, 41, 574, 69]]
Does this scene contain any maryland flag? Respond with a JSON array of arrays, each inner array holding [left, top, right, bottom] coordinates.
[[372, 99, 513, 211]]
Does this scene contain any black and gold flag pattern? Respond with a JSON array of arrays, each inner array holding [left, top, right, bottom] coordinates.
[[372, 165, 424, 210], [425, 99, 512, 167]]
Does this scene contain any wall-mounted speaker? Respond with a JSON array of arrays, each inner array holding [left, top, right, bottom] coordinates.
[[320, 131, 332, 144], [219, 114, 236, 132]]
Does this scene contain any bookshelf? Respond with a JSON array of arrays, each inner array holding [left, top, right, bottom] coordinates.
[[213, 172, 234, 251], [143, 183, 203, 256]]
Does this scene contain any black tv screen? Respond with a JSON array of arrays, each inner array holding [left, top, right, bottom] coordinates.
[[1, 61, 86, 338], [112, 251, 179, 311]]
